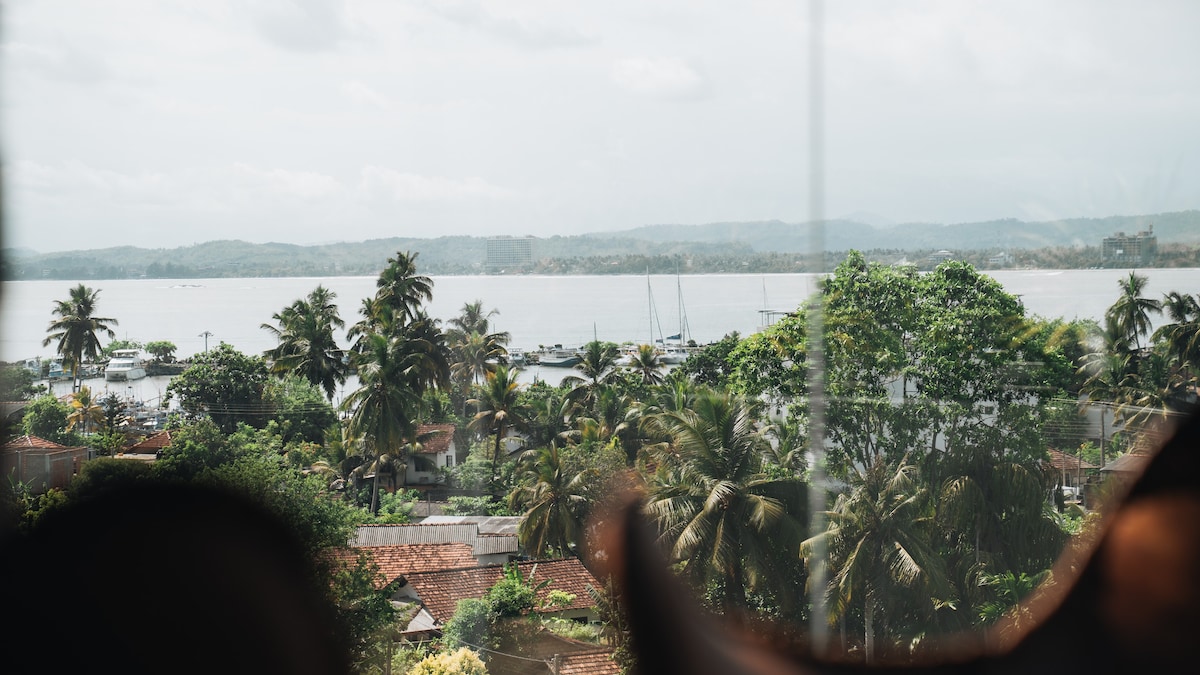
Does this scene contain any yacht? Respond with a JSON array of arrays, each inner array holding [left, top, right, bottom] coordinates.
[[105, 349, 148, 381]]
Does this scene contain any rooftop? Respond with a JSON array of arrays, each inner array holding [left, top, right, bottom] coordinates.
[[405, 558, 600, 624]]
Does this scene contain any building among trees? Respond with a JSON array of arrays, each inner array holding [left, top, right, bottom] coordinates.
[[1101, 226, 1157, 266], [487, 236, 534, 272]]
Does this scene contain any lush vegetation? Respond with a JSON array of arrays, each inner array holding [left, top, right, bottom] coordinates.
[[6, 250, 1197, 673]]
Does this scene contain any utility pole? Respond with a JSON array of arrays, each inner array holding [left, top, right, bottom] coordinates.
[[199, 331, 213, 353]]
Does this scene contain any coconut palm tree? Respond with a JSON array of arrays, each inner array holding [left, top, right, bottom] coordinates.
[[468, 365, 529, 489], [262, 285, 347, 400], [644, 389, 806, 612], [66, 385, 105, 435], [342, 332, 423, 513], [507, 444, 595, 556], [1106, 271, 1162, 352], [451, 330, 508, 387], [802, 461, 950, 664], [1153, 291, 1200, 379], [374, 251, 434, 326], [562, 340, 620, 412], [626, 343, 665, 385], [43, 284, 118, 392]]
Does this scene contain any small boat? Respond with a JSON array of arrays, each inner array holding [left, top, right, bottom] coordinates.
[[105, 349, 148, 381], [657, 345, 690, 365], [508, 348, 528, 367]]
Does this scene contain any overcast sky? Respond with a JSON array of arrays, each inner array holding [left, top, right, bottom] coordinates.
[[3, 0, 1198, 252]]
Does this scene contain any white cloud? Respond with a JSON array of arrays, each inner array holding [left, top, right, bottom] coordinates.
[[359, 166, 516, 201], [423, 0, 596, 48], [342, 80, 389, 108], [611, 57, 707, 99], [231, 163, 344, 198], [246, 0, 354, 52], [11, 160, 170, 200]]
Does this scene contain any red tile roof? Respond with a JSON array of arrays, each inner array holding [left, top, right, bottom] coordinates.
[[558, 649, 620, 675], [1, 435, 71, 450], [366, 543, 477, 586], [128, 430, 173, 452], [405, 558, 600, 624], [415, 424, 455, 455], [1047, 449, 1098, 471]]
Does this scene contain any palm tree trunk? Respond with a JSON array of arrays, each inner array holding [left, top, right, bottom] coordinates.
[[864, 589, 876, 664], [371, 469, 381, 514], [491, 427, 503, 489]]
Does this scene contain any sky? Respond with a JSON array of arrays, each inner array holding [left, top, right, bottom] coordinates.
[[3, 0, 1199, 253]]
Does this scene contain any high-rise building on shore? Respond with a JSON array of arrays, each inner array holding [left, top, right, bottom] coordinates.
[[1101, 226, 1157, 266], [486, 236, 534, 272]]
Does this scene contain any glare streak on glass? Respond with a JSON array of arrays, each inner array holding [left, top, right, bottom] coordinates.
[[805, 0, 829, 657]]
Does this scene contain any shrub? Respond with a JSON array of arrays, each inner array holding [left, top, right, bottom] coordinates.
[[410, 648, 488, 675]]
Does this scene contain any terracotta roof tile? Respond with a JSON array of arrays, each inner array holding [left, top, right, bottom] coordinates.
[[415, 424, 455, 455], [367, 543, 477, 585], [1047, 449, 1098, 471], [406, 558, 600, 624], [128, 430, 173, 452], [1, 435, 70, 450], [558, 649, 620, 675]]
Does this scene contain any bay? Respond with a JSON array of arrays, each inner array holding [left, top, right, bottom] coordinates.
[[4, 269, 1198, 402]]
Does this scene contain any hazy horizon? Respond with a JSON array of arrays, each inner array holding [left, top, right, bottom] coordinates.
[[5, 1, 1199, 252]]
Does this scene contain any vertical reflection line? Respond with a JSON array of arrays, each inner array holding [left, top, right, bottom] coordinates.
[[805, 0, 829, 658]]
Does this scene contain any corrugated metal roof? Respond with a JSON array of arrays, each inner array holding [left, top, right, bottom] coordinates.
[[420, 515, 521, 536], [474, 534, 519, 555], [352, 523, 478, 547]]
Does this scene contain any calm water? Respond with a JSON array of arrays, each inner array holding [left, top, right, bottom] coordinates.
[[4, 269, 1199, 400]]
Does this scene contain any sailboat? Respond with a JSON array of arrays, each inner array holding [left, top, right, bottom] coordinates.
[[643, 268, 692, 364]]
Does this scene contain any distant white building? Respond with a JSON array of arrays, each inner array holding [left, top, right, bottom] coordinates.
[[927, 250, 954, 265], [486, 236, 533, 272]]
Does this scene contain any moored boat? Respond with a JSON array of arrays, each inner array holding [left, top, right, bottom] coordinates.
[[105, 349, 148, 381], [536, 345, 582, 368]]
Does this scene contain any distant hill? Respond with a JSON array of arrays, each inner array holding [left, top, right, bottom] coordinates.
[[3, 210, 1195, 280], [607, 210, 1200, 253]]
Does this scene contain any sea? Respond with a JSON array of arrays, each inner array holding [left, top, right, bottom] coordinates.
[[3, 269, 1198, 405]]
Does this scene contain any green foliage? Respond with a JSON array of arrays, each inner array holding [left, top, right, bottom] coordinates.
[[166, 343, 270, 433], [541, 616, 599, 642], [99, 338, 143, 360], [442, 599, 493, 651], [357, 489, 420, 524], [443, 495, 498, 516], [144, 340, 177, 363], [264, 375, 338, 444], [678, 331, 741, 387], [22, 394, 73, 443], [70, 457, 153, 501], [0, 363, 45, 401], [410, 647, 489, 675]]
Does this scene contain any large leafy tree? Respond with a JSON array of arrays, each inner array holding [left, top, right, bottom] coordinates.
[[166, 343, 270, 433], [262, 285, 347, 400], [644, 389, 806, 612], [43, 284, 118, 392]]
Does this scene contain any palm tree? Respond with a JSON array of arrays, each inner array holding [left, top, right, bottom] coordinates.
[[1106, 271, 1162, 352], [644, 389, 805, 612], [66, 385, 104, 435], [468, 365, 529, 489], [562, 340, 620, 412], [262, 285, 347, 400], [802, 461, 950, 663], [507, 444, 595, 556], [342, 332, 423, 513], [1153, 291, 1200, 380], [43, 284, 118, 392], [374, 251, 434, 326], [451, 330, 508, 387], [626, 343, 665, 385], [448, 299, 500, 338]]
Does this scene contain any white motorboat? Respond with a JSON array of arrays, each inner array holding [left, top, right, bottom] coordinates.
[[105, 349, 147, 381]]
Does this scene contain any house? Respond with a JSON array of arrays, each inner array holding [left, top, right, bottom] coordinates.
[[1, 435, 87, 493], [115, 429, 173, 462], [1101, 452, 1151, 491], [401, 557, 602, 626], [407, 423, 456, 485], [353, 522, 519, 565], [1047, 449, 1098, 491]]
